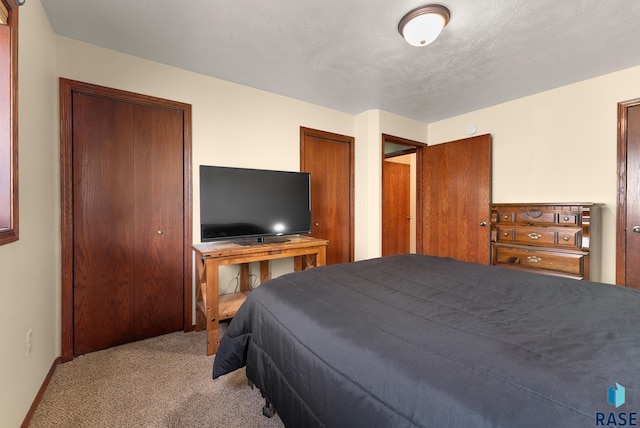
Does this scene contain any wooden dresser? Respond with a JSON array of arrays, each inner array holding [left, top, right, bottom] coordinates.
[[490, 203, 601, 280]]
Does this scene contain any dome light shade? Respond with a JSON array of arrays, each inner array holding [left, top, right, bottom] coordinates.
[[398, 5, 450, 47]]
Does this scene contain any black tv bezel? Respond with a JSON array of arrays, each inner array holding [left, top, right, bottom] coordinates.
[[199, 165, 311, 244]]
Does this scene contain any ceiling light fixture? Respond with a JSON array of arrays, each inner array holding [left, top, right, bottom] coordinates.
[[398, 4, 450, 47]]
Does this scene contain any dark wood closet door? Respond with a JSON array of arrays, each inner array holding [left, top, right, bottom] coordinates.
[[72, 95, 184, 355], [301, 127, 354, 265], [422, 134, 491, 264], [382, 161, 410, 256], [73, 94, 136, 354], [133, 105, 184, 337]]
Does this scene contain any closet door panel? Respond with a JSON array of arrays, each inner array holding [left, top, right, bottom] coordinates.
[[73, 94, 136, 355], [300, 129, 354, 265], [133, 105, 184, 339]]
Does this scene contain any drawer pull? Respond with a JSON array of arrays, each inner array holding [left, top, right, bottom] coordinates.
[[633, 226, 640, 233], [564, 216, 570, 221], [563, 236, 570, 241], [503, 232, 509, 236], [527, 256, 542, 264], [527, 233, 542, 240]]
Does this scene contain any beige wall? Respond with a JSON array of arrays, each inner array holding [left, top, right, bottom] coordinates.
[[354, 110, 427, 260], [429, 66, 640, 284], [54, 36, 360, 284], [4, 1, 638, 424], [0, 1, 57, 426], [53, 36, 357, 222]]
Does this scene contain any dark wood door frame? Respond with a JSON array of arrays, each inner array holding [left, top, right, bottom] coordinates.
[[59, 78, 193, 362], [617, 98, 640, 286], [381, 134, 425, 253]]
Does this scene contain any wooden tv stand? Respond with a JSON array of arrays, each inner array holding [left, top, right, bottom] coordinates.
[[192, 236, 329, 355]]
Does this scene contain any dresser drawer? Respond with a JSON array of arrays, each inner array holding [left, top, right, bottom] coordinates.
[[496, 226, 582, 250], [495, 208, 580, 225], [496, 210, 556, 224], [558, 213, 579, 225], [493, 246, 585, 278], [513, 226, 556, 245]]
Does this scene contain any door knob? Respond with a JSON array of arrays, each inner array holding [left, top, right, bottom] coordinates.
[[633, 225, 640, 233], [479, 221, 487, 227]]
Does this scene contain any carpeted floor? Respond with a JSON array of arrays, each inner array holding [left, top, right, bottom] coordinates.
[[28, 326, 285, 427]]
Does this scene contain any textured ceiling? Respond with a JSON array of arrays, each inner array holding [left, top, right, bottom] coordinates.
[[40, 0, 640, 123]]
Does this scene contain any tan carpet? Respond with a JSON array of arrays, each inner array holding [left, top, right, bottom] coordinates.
[[29, 327, 284, 427]]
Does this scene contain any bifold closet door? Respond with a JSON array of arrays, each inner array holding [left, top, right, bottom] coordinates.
[[72, 93, 183, 355], [132, 104, 184, 339], [73, 94, 135, 354]]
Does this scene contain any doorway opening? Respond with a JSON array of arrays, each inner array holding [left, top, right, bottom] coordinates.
[[381, 134, 424, 256]]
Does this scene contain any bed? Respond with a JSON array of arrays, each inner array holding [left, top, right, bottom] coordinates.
[[212, 254, 640, 427]]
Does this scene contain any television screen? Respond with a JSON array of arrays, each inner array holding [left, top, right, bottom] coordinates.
[[199, 165, 311, 243]]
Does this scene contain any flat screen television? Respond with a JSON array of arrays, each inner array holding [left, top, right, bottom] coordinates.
[[199, 165, 311, 244]]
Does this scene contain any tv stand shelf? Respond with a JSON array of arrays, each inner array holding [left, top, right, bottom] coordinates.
[[192, 236, 329, 355]]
